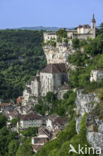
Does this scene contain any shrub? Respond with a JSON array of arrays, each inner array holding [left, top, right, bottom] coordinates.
[[72, 38, 80, 48]]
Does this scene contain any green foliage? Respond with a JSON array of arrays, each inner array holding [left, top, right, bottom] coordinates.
[[49, 40, 56, 47], [72, 38, 80, 48], [43, 39, 56, 47], [46, 92, 57, 103], [0, 113, 7, 129], [16, 142, 33, 156], [34, 92, 59, 115], [84, 34, 103, 56], [21, 127, 38, 137], [0, 127, 18, 156], [79, 39, 87, 47], [8, 140, 19, 156], [10, 117, 19, 126], [64, 38, 68, 43], [56, 29, 67, 43], [0, 30, 46, 101], [99, 89, 103, 100], [69, 51, 89, 66], [96, 23, 103, 36], [34, 91, 76, 117], [56, 29, 67, 38]]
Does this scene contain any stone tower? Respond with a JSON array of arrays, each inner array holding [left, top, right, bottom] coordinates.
[[91, 14, 96, 38]]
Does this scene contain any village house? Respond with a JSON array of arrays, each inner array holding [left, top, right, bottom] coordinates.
[[0, 102, 14, 113], [31, 114, 68, 153], [46, 114, 68, 131], [17, 112, 43, 129], [32, 127, 51, 153], [8, 110, 20, 120]]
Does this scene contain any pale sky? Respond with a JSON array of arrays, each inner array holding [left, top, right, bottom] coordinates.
[[0, 0, 103, 29]]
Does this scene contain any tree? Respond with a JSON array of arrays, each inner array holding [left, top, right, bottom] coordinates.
[[72, 38, 80, 48], [16, 143, 33, 156], [0, 113, 7, 129], [11, 117, 19, 127], [8, 140, 19, 156], [21, 127, 38, 137]]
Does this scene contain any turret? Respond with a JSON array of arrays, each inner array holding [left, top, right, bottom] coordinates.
[[91, 14, 96, 29], [91, 14, 96, 38]]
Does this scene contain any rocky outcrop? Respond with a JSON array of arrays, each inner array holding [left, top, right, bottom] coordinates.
[[75, 90, 99, 133], [86, 114, 103, 154], [76, 89, 103, 155], [43, 43, 76, 65]]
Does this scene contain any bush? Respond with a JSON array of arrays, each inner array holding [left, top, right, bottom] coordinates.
[[72, 38, 80, 48], [56, 29, 67, 38], [21, 127, 38, 137]]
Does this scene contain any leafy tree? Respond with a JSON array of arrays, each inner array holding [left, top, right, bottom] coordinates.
[[21, 127, 38, 137], [72, 38, 80, 48], [0, 113, 7, 129], [16, 142, 33, 156], [8, 140, 19, 156], [10, 117, 19, 126]]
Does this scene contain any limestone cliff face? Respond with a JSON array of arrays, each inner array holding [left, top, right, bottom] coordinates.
[[76, 90, 99, 133], [43, 42, 75, 64], [86, 114, 103, 153], [75, 90, 103, 154]]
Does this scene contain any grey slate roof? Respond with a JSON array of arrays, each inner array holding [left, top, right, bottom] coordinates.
[[41, 64, 67, 73]]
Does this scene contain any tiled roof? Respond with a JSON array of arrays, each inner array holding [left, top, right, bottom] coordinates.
[[20, 113, 42, 121], [38, 127, 51, 137], [41, 64, 67, 73], [53, 117, 68, 126], [78, 24, 90, 28]]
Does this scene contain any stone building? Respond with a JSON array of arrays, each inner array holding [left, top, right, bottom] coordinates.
[[17, 113, 43, 129], [40, 63, 68, 96], [44, 14, 96, 43], [22, 63, 69, 99]]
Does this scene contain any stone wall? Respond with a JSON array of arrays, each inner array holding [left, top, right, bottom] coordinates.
[[40, 72, 54, 96]]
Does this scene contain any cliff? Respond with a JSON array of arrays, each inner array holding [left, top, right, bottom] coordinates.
[[76, 90, 103, 155], [43, 42, 75, 64]]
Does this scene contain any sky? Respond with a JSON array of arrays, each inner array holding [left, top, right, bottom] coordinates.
[[0, 0, 103, 29]]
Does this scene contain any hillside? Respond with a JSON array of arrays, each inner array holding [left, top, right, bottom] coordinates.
[[0, 30, 46, 101], [0, 27, 103, 156], [33, 30, 103, 156]]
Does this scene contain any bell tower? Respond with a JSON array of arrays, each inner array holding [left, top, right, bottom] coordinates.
[[91, 14, 96, 38]]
